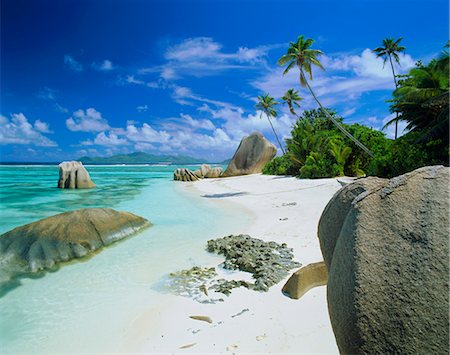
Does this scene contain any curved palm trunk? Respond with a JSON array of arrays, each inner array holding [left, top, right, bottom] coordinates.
[[388, 54, 399, 139], [300, 69, 374, 157], [265, 112, 287, 155]]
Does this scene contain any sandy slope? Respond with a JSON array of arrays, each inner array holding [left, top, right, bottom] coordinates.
[[139, 174, 342, 354]]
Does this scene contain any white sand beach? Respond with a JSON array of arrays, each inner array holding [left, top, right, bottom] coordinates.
[[140, 174, 343, 354]]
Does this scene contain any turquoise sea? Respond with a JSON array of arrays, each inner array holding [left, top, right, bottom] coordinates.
[[0, 165, 250, 353]]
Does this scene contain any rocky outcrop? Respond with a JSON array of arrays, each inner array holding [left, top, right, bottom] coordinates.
[[207, 235, 301, 292], [194, 164, 223, 178], [174, 164, 223, 181], [318, 166, 449, 354], [0, 208, 150, 280], [222, 132, 277, 177], [58, 161, 96, 189], [282, 261, 328, 299], [174, 168, 201, 181], [318, 177, 386, 269], [167, 235, 300, 300]]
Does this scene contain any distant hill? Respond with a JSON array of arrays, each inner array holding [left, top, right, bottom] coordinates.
[[78, 152, 205, 165]]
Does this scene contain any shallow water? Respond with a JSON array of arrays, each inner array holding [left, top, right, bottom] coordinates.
[[0, 165, 250, 353]]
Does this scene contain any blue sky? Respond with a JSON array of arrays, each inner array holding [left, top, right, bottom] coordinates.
[[1, 0, 448, 162]]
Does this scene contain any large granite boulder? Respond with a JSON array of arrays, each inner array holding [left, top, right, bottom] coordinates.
[[194, 164, 223, 178], [0, 208, 150, 280], [222, 132, 277, 177], [58, 161, 96, 189], [318, 177, 386, 269], [174, 168, 201, 181], [318, 166, 449, 354], [174, 164, 223, 181]]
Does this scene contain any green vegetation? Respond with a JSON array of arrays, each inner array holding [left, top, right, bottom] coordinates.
[[263, 109, 388, 178], [262, 36, 449, 179], [278, 35, 373, 156], [281, 88, 302, 117]]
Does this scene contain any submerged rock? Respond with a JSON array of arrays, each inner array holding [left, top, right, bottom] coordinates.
[[222, 132, 276, 177], [319, 166, 449, 354], [207, 234, 301, 292], [0, 208, 150, 280], [58, 161, 96, 189]]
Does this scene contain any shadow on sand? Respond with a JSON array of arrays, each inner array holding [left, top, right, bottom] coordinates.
[[201, 192, 248, 198]]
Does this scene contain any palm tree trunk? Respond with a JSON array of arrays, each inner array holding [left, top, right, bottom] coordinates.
[[266, 112, 287, 155], [388, 54, 399, 139], [300, 69, 374, 157]]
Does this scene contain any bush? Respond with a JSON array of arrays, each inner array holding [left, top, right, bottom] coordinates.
[[262, 155, 297, 175], [367, 132, 448, 178]]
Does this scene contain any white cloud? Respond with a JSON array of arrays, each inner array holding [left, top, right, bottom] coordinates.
[[253, 48, 417, 110], [64, 54, 83, 72], [137, 37, 274, 81], [92, 59, 115, 71], [34, 119, 51, 133], [180, 113, 215, 131], [134, 142, 156, 151], [126, 75, 145, 85], [0, 113, 57, 147], [93, 132, 128, 146], [125, 123, 171, 144], [36, 87, 57, 100], [66, 108, 110, 132], [54, 103, 69, 113], [136, 105, 149, 112]]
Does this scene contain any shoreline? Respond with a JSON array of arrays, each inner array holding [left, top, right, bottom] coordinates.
[[139, 174, 342, 353]]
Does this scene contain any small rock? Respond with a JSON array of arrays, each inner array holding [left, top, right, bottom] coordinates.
[[226, 344, 238, 351], [256, 334, 267, 341], [189, 315, 213, 324], [179, 343, 196, 349]]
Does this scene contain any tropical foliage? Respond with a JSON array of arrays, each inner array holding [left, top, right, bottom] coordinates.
[[281, 88, 302, 116], [373, 37, 406, 139], [262, 37, 448, 179], [264, 109, 388, 178], [277, 35, 374, 157], [390, 46, 449, 145], [255, 94, 286, 155]]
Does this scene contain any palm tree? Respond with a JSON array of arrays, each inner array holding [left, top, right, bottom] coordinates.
[[390, 51, 449, 143], [282, 88, 302, 116], [256, 94, 286, 155], [373, 37, 406, 139], [329, 141, 352, 176], [278, 35, 373, 156]]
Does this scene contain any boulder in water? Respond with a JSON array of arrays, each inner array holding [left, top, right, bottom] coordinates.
[[0, 208, 151, 280], [58, 161, 96, 189]]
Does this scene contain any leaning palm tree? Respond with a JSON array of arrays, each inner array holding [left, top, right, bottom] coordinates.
[[373, 37, 406, 139], [256, 94, 286, 155], [282, 88, 302, 116], [278, 35, 373, 156]]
